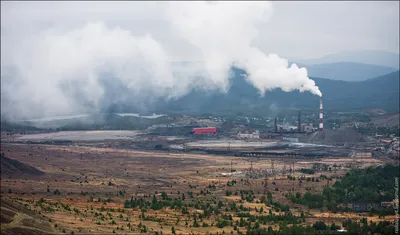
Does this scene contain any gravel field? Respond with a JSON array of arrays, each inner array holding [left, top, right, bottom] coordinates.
[[16, 130, 142, 141]]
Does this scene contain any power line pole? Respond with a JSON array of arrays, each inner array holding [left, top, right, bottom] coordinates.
[[271, 160, 275, 179], [183, 143, 187, 156], [292, 155, 295, 194], [250, 161, 253, 177], [263, 169, 268, 195], [282, 163, 286, 177], [246, 159, 254, 191]]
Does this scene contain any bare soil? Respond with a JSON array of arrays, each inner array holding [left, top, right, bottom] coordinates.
[[0, 143, 392, 234]]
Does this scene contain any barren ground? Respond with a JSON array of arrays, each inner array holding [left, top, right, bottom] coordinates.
[[0, 143, 392, 234]]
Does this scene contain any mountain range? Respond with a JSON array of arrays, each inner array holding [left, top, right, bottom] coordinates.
[[100, 69, 399, 116], [100, 50, 400, 115], [159, 69, 399, 115], [8, 69, 397, 130], [302, 62, 398, 82], [294, 50, 399, 69]]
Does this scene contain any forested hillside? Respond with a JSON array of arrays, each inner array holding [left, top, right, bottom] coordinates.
[[162, 69, 399, 115], [288, 164, 399, 215]]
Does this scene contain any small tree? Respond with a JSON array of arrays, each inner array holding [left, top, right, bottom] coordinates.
[[330, 222, 340, 231], [313, 221, 327, 231], [54, 189, 61, 195]]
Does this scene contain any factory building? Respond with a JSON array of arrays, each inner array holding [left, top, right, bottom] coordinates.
[[192, 127, 217, 135], [278, 125, 298, 132], [301, 123, 314, 132], [237, 130, 260, 139]]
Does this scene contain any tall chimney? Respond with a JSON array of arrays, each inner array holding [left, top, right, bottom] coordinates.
[[275, 117, 277, 132], [319, 96, 324, 131], [298, 110, 301, 133]]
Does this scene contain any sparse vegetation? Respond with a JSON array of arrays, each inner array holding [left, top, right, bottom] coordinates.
[[288, 164, 399, 214], [1, 138, 397, 234]]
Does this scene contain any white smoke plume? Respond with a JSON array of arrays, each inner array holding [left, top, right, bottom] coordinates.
[[1, 1, 322, 120]]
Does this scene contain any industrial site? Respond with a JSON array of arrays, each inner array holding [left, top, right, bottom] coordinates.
[[5, 97, 398, 161], [1, 96, 399, 234], [1, 1, 399, 235]]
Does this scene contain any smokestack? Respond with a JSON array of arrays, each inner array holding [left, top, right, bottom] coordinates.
[[298, 110, 301, 133], [275, 117, 277, 132], [319, 96, 324, 131]]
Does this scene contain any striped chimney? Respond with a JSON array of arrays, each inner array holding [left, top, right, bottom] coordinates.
[[319, 96, 324, 131]]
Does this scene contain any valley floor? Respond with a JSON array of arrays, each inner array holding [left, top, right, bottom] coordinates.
[[0, 143, 396, 234]]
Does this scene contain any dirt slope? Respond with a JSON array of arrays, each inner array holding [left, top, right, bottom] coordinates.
[[371, 113, 400, 127], [1, 198, 55, 235], [1, 154, 44, 178], [301, 127, 367, 144]]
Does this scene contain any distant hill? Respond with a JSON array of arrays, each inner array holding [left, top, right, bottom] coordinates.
[[56, 69, 400, 116], [316, 70, 399, 112], [295, 50, 399, 68], [304, 62, 398, 81], [0, 121, 42, 133], [163, 69, 400, 114], [2, 69, 398, 127], [24, 68, 397, 129]]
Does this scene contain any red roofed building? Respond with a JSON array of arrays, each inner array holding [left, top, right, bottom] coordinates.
[[192, 127, 217, 134]]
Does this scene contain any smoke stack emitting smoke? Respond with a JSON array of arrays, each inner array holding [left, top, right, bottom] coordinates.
[[1, 1, 322, 120], [319, 96, 324, 131]]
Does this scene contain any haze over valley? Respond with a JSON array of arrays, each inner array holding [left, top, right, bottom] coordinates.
[[1, 1, 399, 235]]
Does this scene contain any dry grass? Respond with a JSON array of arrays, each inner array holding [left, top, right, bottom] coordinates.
[[0, 143, 390, 234]]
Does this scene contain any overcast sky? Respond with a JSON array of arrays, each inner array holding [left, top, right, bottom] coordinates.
[[1, 1, 399, 60], [0, 1, 398, 119]]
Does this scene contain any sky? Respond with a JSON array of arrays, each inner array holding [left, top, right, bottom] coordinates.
[[2, 1, 398, 60], [259, 1, 399, 59], [0, 1, 399, 120]]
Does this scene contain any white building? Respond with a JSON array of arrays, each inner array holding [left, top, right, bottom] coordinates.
[[237, 130, 260, 139], [279, 125, 298, 132], [282, 137, 299, 142]]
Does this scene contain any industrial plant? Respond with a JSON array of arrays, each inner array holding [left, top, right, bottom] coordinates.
[[6, 97, 386, 163], [2, 96, 399, 235]]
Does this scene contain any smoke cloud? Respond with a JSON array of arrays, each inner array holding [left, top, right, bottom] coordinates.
[[1, 1, 322, 120]]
